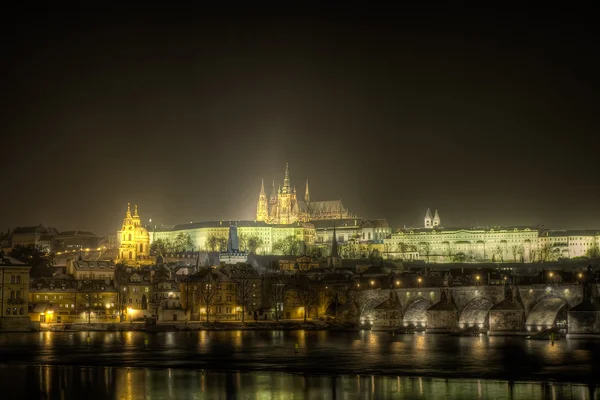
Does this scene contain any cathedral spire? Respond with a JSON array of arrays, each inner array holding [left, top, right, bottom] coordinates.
[[283, 162, 290, 192], [305, 178, 310, 203]]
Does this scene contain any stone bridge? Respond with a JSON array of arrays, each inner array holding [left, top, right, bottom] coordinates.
[[355, 284, 597, 334]]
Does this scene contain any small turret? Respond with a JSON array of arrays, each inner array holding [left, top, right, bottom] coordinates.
[[433, 209, 441, 227], [424, 208, 433, 228]]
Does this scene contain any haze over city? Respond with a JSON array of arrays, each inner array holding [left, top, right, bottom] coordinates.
[[2, 5, 598, 235]]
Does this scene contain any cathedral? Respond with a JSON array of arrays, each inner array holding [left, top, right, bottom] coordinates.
[[256, 164, 352, 224], [116, 203, 152, 266]]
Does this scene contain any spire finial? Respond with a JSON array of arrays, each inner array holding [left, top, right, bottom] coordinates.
[[305, 178, 310, 203], [283, 162, 291, 192]]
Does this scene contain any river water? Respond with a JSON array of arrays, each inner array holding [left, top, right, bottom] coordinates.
[[0, 330, 598, 399]]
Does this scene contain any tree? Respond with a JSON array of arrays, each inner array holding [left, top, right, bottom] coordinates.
[[273, 236, 302, 256], [150, 239, 174, 255], [173, 232, 193, 252], [206, 234, 226, 252], [270, 276, 288, 321], [294, 277, 317, 323], [231, 266, 260, 322], [10, 244, 54, 268], [511, 245, 524, 262], [493, 246, 504, 262], [452, 252, 467, 263], [246, 236, 264, 254], [194, 271, 220, 322], [418, 242, 431, 263], [152, 289, 164, 321], [316, 285, 332, 319], [586, 246, 600, 259]]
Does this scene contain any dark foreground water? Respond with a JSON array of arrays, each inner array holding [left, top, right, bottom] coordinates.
[[0, 331, 599, 399]]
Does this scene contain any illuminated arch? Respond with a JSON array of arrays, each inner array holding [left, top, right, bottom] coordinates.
[[458, 297, 494, 329], [525, 296, 568, 331], [402, 298, 431, 327]]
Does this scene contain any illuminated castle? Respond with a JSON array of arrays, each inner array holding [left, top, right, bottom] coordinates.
[[256, 163, 352, 224], [116, 203, 152, 266]]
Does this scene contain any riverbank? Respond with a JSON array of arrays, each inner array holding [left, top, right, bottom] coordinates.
[[39, 320, 361, 332]]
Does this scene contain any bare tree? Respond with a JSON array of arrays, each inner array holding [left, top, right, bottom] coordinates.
[[231, 267, 260, 322], [270, 275, 287, 321], [194, 271, 220, 322], [295, 277, 317, 323], [152, 289, 164, 321], [419, 242, 431, 263]]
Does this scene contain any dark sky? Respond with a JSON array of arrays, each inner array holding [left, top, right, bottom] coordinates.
[[2, 4, 598, 235]]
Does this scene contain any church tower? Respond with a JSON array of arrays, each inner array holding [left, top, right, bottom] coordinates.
[[304, 179, 310, 203], [277, 163, 294, 224], [117, 203, 150, 267], [256, 179, 269, 222], [433, 209, 441, 227], [424, 208, 433, 228], [327, 222, 342, 267]]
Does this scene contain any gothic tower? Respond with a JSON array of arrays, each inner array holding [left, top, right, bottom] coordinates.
[[433, 209, 441, 227], [304, 178, 310, 203], [256, 179, 269, 222], [277, 163, 294, 224], [424, 208, 433, 228]]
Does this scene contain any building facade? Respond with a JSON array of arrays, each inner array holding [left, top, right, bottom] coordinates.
[[385, 210, 600, 263], [116, 203, 152, 266], [0, 255, 31, 331]]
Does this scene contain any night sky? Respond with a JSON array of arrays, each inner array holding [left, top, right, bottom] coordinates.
[[2, 4, 598, 235]]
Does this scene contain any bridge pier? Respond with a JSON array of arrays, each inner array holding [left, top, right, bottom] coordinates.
[[426, 289, 458, 333]]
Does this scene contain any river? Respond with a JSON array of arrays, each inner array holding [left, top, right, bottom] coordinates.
[[0, 330, 598, 399]]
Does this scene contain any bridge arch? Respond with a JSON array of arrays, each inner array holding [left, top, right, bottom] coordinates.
[[458, 297, 495, 329], [525, 296, 569, 332], [402, 298, 431, 328]]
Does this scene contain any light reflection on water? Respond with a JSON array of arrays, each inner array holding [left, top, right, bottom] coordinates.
[[0, 330, 599, 394], [2, 365, 593, 400]]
